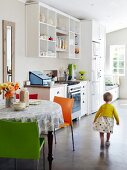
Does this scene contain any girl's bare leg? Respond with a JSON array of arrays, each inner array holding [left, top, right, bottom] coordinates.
[[106, 133, 110, 142]]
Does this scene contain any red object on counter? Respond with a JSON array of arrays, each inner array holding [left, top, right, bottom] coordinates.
[[16, 93, 38, 99]]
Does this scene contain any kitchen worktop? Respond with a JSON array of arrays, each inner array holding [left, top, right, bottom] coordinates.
[[25, 83, 67, 88], [105, 84, 119, 91]]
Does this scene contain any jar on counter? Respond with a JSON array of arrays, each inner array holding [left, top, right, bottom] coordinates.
[[19, 88, 29, 107]]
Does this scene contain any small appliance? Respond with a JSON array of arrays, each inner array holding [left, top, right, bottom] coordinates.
[[79, 71, 86, 80], [29, 71, 51, 86], [68, 64, 77, 80]]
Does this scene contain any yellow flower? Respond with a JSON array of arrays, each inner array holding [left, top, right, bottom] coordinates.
[[0, 82, 20, 98]]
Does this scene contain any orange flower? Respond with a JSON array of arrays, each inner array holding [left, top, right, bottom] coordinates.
[[0, 82, 20, 98], [5, 91, 14, 99], [14, 82, 19, 90]]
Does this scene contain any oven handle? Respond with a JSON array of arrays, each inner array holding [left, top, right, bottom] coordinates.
[[70, 90, 81, 95]]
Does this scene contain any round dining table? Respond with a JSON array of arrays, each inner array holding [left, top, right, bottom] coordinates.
[[0, 99, 64, 170]]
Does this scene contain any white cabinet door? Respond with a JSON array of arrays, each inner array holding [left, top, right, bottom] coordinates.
[[80, 81, 88, 116], [111, 87, 119, 102], [105, 86, 119, 102], [50, 86, 67, 101], [90, 81, 100, 113], [92, 20, 100, 42]]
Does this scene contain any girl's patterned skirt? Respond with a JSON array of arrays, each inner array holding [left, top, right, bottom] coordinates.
[[93, 116, 114, 133]]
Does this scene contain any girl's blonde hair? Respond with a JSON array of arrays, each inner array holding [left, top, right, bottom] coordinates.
[[103, 92, 112, 102]]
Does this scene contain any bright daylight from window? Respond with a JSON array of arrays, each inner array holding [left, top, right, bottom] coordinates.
[[110, 45, 125, 76]]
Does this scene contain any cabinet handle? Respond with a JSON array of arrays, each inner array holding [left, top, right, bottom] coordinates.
[[83, 93, 85, 95], [83, 86, 85, 88], [83, 101, 85, 103], [57, 91, 60, 94]]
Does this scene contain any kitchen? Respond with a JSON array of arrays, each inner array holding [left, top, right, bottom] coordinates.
[[0, 0, 127, 170]]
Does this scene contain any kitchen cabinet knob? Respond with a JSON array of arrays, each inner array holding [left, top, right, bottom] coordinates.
[[83, 86, 85, 88], [83, 101, 85, 103], [83, 93, 85, 95], [57, 91, 60, 94]]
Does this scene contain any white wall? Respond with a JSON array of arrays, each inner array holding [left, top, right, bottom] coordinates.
[[0, 0, 77, 84], [106, 28, 127, 98]]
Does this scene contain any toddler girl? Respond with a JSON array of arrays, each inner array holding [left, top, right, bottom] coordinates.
[[93, 92, 119, 148]]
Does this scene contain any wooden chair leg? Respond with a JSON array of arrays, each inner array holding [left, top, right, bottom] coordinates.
[[71, 125, 75, 151], [54, 128, 57, 144]]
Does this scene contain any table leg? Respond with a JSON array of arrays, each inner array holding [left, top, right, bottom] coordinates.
[[47, 131, 53, 170]]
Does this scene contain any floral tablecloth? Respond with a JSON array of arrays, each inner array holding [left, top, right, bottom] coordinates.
[[0, 100, 64, 134]]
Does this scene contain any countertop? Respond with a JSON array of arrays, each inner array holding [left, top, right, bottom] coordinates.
[[25, 83, 68, 88], [105, 85, 119, 91], [25, 80, 88, 89]]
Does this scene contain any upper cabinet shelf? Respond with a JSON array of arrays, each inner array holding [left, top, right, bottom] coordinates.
[[56, 29, 68, 36], [26, 2, 80, 59]]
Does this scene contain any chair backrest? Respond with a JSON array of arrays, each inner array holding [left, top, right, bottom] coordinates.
[[16, 93, 38, 99], [53, 96, 74, 125], [0, 120, 40, 159]]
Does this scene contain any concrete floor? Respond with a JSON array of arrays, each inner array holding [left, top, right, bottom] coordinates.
[[0, 100, 127, 170]]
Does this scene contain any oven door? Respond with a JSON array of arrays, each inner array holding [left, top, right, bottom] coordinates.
[[69, 90, 81, 113]]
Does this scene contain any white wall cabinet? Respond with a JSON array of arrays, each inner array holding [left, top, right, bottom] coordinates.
[[26, 2, 80, 59], [26, 85, 67, 101], [80, 81, 89, 116]]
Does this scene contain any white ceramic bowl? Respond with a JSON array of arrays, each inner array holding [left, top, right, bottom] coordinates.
[[12, 102, 26, 111]]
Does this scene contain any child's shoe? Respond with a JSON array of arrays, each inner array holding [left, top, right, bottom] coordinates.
[[105, 141, 110, 146], [100, 144, 104, 150]]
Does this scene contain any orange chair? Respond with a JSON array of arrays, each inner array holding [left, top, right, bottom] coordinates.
[[16, 93, 38, 99], [53, 96, 75, 151]]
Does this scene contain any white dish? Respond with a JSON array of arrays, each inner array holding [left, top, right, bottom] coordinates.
[[12, 102, 26, 111], [29, 100, 41, 105]]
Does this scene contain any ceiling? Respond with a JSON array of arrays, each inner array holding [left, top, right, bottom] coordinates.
[[36, 0, 127, 33]]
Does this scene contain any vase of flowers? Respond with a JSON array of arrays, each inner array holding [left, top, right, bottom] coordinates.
[[0, 82, 19, 108]]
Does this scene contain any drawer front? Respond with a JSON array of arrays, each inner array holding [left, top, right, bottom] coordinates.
[[81, 99, 88, 116], [53, 88, 65, 97], [50, 86, 66, 101]]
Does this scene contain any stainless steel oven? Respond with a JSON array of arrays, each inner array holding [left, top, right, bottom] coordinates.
[[67, 83, 81, 120]]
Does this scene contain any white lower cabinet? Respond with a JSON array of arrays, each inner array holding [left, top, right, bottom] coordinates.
[[26, 85, 67, 101], [80, 81, 89, 117], [105, 86, 119, 102], [50, 86, 67, 101]]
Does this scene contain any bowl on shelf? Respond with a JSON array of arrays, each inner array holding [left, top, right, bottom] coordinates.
[[12, 102, 26, 111]]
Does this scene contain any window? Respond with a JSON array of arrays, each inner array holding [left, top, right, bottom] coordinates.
[[110, 45, 125, 76]]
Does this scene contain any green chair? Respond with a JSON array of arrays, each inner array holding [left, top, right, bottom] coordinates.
[[0, 120, 45, 170]]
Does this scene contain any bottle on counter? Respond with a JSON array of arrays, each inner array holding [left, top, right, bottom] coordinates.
[[19, 88, 29, 107]]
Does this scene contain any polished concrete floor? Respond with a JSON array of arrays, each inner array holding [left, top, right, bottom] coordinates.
[[0, 100, 127, 170]]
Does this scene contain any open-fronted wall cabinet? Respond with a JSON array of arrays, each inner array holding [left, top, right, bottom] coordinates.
[[26, 2, 80, 59]]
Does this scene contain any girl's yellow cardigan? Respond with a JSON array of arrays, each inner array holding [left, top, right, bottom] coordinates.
[[94, 103, 119, 124]]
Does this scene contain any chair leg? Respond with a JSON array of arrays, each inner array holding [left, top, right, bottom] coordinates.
[[36, 160, 39, 170], [43, 144, 45, 170], [14, 159, 17, 170], [54, 128, 57, 144], [71, 125, 75, 151]]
